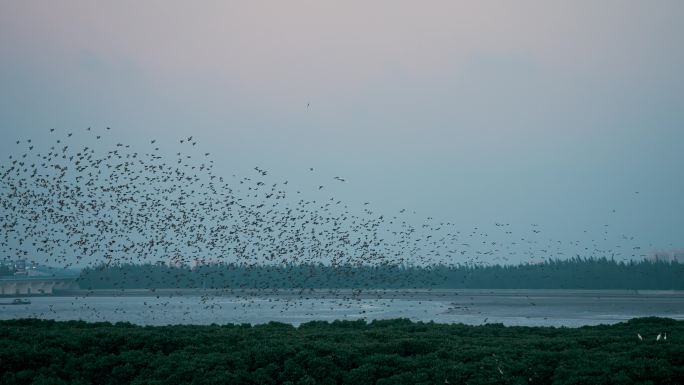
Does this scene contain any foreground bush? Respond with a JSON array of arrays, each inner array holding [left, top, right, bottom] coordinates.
[[0, 317, 682, 384]]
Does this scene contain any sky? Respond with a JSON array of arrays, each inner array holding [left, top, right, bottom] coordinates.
[[1, 1, 683, 264]]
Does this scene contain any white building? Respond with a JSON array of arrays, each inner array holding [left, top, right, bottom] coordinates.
[[649, 250, 684, 263]]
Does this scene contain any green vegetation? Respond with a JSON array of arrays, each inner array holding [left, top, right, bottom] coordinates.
[[1, 318, 682, 385], [79, 258, 684, 290], [0, 264, 12, 277]]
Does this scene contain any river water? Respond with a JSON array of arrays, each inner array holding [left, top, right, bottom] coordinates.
[[1, 289, 683, 327]]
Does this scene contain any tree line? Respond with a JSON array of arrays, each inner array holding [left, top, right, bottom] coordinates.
[[77, 257, 684, 290]]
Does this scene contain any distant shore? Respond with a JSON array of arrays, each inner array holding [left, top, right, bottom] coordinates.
[[52, 287, 684, 299]]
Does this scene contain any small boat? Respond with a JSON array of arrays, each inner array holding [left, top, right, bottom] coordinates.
[[0, 298, 31, 305]]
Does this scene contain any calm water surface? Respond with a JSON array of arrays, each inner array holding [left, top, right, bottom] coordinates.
[[1, 289, 683, 327]]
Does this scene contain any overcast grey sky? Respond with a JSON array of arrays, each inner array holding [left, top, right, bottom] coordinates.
[[1, 1, 683, 263]]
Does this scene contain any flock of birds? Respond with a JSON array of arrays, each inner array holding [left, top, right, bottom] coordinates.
[[2, 127, 400, 270], [0, 126, 655, 322]]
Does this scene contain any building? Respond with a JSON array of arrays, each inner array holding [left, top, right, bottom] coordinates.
[[649, 250, 684, 263]]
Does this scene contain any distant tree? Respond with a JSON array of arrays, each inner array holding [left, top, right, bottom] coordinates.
[[0, 264, 13, 276]]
